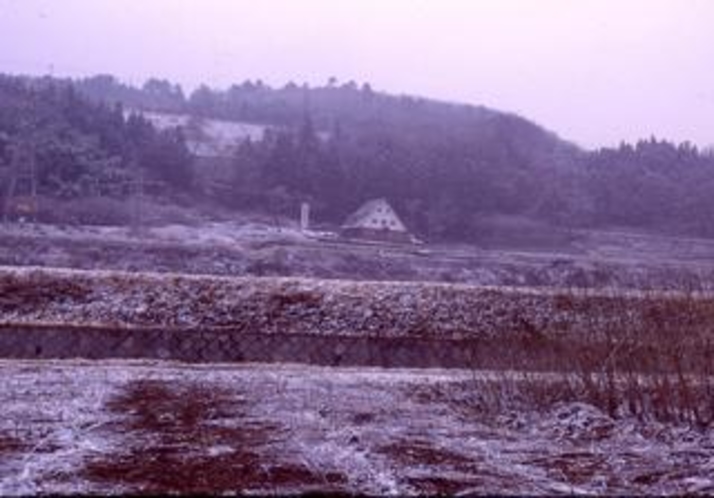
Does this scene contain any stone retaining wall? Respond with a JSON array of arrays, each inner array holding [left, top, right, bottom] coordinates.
[[4, 266, 714, 342], [0, 324, 582, 370], [2, 267, 714, 370]]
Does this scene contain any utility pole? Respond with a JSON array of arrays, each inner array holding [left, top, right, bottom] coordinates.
[[129, 160, 146, 238], [3, 135, 38, 225]]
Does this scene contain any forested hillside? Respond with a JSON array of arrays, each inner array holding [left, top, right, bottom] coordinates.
[[585, 140, 714, 236], [3, 72, 714, 243], [0, 75, 192, 223], [72, 74, 587, 241]]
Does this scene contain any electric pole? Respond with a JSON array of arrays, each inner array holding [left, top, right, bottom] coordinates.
[[129, 160, 146, 237], [3, 133, 38, 225]]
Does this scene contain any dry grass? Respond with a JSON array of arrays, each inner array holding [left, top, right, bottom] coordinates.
[[449, 285, 714, 428], [376, 440, 487, 493], [83, 379, 349, 495], [0, 430, 27, 462], [0, 272, 90, 313]]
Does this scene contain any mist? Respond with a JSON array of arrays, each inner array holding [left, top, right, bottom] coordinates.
[[1, 0, 713, 148]]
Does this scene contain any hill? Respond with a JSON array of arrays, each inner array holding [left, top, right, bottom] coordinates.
[[4, 72, 714, 244], [68, 74, 586, 240]]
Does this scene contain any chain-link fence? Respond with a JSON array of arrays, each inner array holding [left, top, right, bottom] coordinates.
[[0, 325, 483, 368], [2, 315, 714, 374]]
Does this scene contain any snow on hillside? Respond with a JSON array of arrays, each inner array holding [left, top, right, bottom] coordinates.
[[131, 110, 269, 157], [131, 110, 331, 157]]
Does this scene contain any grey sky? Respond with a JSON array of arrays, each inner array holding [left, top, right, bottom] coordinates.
[[1, 0, 713, 149]]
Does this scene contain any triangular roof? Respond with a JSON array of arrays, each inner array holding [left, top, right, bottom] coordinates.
[[342, 198, 408, 232]]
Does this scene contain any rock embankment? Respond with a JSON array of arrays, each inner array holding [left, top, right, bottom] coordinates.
[[2, 266, 714, 343]]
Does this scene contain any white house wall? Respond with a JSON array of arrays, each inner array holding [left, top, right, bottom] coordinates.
[[359, 207, 407, 232]]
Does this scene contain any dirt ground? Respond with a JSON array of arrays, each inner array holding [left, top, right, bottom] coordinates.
[[1, 360, 713, 496]]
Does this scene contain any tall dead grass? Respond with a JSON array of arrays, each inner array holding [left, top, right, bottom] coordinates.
[[463, 282, 714, 428]]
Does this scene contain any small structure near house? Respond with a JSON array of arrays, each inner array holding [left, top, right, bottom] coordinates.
[[341, 198, 414, 243], [299, 202, 310, 232]]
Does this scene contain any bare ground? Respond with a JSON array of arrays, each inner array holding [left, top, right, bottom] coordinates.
[[3, 221, 714, 290], [1, 360, 713, 496]]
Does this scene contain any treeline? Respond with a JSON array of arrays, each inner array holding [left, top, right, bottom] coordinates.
[[0, 75, 193, 203], [222, 115, 581, 241], [222, 107, 714, 241], [5, 72, 714, 242], [68, 74, 582, 240], [585, 139, 714, 236]]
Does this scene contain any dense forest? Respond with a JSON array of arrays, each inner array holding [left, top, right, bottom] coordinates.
[[2, 73, 714, 242], [0, 75, 192, 224]]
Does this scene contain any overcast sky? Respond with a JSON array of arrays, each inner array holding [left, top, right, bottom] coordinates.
[[1, 0, 713, 149]]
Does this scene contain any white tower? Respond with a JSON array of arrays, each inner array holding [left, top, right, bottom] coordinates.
[[300, 202, 310, 232]]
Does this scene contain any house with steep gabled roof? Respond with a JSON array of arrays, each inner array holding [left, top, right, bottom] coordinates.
[[341, 198, 414, 243]]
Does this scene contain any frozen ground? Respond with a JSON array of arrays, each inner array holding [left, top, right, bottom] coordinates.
[[3, 220, 714, 290], [0, 220, 308, 248], [1, 360, 713, 495]]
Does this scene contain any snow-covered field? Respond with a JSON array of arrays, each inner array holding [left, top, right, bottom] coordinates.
[[0, 220, 307, 248], [1, 360, 713, 495], [3, 219, 714, 291], [3, 221, 714, 493]]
